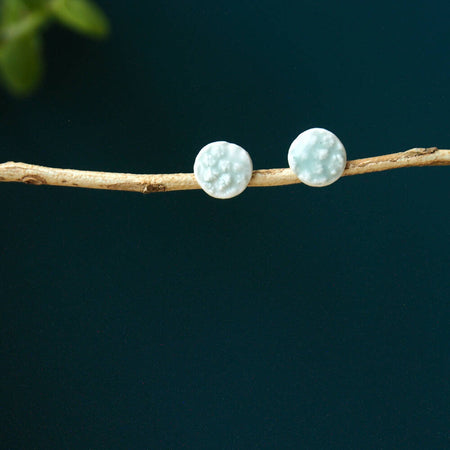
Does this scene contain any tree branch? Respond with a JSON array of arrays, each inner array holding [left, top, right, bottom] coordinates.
[[0, 147, 448, 194]]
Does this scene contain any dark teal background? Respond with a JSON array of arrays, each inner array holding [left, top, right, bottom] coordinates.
[[1, 1, 449, 448]]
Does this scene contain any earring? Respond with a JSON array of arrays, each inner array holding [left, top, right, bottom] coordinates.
[[194, 141, 253, 199], [288, 128, 347, 187]]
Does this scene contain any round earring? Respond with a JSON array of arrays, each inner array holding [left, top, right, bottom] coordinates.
[[194, 141, 253, 199], [287, 128, 347, 187]]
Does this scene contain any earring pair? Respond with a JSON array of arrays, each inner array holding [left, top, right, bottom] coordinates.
[[194, 128, 347, 199]]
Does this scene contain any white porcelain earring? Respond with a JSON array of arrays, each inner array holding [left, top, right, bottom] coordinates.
[[194, 141, 253, 199], [288, 128, 347, 187]]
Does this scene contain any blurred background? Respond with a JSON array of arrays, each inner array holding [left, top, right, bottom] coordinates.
[[1, 0, 449, 448]]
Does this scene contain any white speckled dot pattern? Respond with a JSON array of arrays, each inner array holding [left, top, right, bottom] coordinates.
[[288, 128, 347, 187], [194, 141, 253, 199]]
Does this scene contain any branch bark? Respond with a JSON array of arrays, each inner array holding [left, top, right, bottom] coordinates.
[[0, 147, 448, 194]]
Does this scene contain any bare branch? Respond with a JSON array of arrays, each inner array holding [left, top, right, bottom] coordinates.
[[0, 147, 448, 194]]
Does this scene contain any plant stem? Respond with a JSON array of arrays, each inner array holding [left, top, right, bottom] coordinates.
[[0, 147, 448, 194]]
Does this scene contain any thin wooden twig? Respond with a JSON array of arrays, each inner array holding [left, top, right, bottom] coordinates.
[[0, 147, 448, 194]]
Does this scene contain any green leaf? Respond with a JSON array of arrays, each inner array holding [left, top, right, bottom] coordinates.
[[1, 0, 28, 26], [51, 0, 110, 38], [0, 31, 43, 95], [22, 0, 50, 7]]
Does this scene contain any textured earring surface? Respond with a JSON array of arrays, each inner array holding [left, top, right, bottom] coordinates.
[[194, 141, 253, 199], [288, 128, 346, 187]]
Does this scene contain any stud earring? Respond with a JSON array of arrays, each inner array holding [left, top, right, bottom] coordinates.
[[194, 141, 253, 199], [287, 128, 347, 187]]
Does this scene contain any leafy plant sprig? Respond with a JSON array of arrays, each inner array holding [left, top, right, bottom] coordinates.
[[0, 0, 109, 96]]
